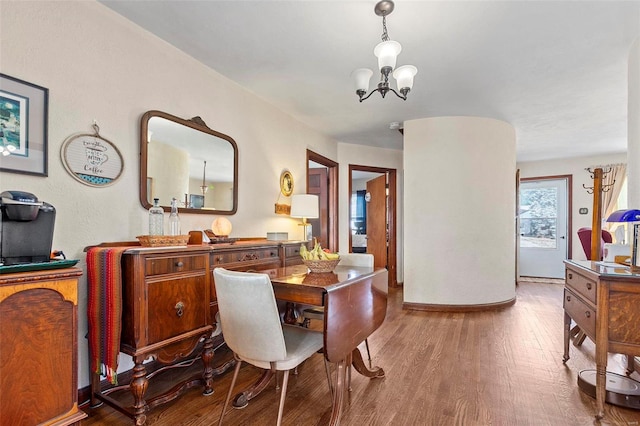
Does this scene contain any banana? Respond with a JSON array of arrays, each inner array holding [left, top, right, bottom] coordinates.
[[299, 238, 340, 261]]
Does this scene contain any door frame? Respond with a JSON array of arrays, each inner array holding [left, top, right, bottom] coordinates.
[[349, 164, 398, 288], [519, 174, 573, 269], [307, 150, 338, 252]]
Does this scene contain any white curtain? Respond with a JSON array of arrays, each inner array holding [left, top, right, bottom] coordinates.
[[598, 163, 627, 229]]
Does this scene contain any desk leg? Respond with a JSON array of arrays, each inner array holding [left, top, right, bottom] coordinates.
[[201, 336, 214, 396], [563, 312, 571, 363], [626, 354, 636, 376], [232, 369, 275, 408], [595, 364, 606, 419], [131, 360, 149, 426], [351, 348, 385, 378]]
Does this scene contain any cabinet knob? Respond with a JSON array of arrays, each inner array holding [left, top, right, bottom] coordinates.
[[566, 295, 571, 302], [175, 301, 185, 318], [175, 261, 184, 268], [586, 283, 592, 290], [585, 311, 591, 318], [568, 273, 573, 279]]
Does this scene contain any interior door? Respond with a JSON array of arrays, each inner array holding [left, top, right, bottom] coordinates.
[[308, 167, 328, 248], [519, 178, 568, 278], [366, 174, 387, 269]]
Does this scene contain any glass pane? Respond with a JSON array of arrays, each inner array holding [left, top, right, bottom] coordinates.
[[519, 187, 558, 248]]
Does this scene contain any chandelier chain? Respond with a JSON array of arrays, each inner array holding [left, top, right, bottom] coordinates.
[[381, 15, 390, 42]]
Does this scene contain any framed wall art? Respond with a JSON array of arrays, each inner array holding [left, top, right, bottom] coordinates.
[[0, 74, 49, 176]]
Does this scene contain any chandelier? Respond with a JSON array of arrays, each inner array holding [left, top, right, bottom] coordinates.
[[352, 1, 417, 102]]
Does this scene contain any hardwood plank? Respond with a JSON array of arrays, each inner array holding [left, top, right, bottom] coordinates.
[[81, 282, 640, 425]]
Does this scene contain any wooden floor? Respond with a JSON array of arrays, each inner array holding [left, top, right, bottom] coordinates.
[[81, 281, 640, 425]]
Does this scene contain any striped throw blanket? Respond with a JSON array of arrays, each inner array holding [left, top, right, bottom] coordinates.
[[86, 246, 128, 385]]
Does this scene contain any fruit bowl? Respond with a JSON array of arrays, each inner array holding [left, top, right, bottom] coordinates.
[[303, 258, 340, 273]]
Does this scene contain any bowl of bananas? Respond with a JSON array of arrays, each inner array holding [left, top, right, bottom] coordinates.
[[300, 239, 340, 273]]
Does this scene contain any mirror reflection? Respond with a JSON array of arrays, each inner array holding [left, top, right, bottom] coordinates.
[[140, 111, 238, 215]]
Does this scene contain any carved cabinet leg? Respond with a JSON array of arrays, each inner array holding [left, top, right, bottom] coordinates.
[[130, 360, 149, 426], [201, 335, 214, 396]]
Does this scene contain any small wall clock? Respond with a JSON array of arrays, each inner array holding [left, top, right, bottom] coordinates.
[[280, 170, 294, 196]]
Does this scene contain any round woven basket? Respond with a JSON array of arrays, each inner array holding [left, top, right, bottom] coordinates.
[[302, 258, 340, 273], [136, 235, 190, 247]]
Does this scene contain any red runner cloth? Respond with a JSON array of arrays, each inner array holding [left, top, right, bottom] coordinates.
[[86, 246, 128, 385]]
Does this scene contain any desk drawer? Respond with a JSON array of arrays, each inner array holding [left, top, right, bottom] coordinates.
[[211, 248, 279, 266], [147, 273, 208, 344], [566, 269, 597, 304], [145, 254, 207, 277], [564, 289, 596, 338]]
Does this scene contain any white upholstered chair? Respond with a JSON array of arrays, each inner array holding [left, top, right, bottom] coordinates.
[[300, 253, 375, 368], [214, 268, 325, 426]]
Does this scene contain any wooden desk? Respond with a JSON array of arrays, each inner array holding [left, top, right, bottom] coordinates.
[[563, 260, 640, 419], [231, 264, 388, 425]]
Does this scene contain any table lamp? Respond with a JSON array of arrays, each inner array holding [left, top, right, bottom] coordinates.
[[290, 194, 319, 241], [606, 209, 640, 270]]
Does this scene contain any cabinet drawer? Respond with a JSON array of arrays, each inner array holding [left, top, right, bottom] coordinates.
[[211, 248, 279, 266], [147, 274, 209, 344], [210, 261, 280, 304], [566, 269, 597, 304], [564, 289, 596, 338], [145, 254, 207, 277], [284, 244, 304, 258]]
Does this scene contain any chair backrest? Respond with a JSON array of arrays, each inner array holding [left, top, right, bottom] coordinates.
[[577, 227, 613, 260], [337, 252, 374, 267], [213, 268, 287, 362]]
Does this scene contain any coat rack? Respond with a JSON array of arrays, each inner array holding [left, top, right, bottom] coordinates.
[[583, 167, 615, 260]]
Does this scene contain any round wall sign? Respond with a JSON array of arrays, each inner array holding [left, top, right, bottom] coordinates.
[[61, 131, 124, 187]]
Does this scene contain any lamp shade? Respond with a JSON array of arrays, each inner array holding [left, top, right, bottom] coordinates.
[[393, 64, 417, 91], [606, 209, 640, 222], [374, 40, 402, 71], [352, 68, 374, 93], [290, 194, 319, 219]]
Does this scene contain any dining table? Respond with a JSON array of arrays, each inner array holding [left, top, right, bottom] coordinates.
[[230, 263, 388, 425]]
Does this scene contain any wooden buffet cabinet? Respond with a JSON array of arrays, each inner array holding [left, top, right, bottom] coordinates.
[[90, 239, 307, 424], [0, 268, 86, 426], [563, 260, 640, 419]]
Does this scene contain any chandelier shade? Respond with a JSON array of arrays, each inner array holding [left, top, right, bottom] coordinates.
[[374, 40, 402, 71], [352, 0, 417, 102], [393, 65, 418, 92], [352, 68, 374, 93]]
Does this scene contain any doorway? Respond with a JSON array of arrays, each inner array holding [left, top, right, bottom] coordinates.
[[349, 164, 398, 288], [307, 151, 338, 251], [519, 175, 572, 278]]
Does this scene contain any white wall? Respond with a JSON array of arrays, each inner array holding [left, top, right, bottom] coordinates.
[[518, 152, 627, 260], [1, 1, 343, 388], [337, 143, 404, 282], [629, 38, 640, 207], [403, 117, 516, 306]]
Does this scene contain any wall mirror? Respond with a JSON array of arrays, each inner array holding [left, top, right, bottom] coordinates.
[[140, 110, 238, 214]]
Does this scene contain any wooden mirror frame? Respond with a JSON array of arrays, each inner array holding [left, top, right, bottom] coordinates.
[[140, 110, 238, 215]]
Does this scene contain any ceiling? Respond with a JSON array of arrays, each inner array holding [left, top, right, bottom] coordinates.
[[100, 0, 640, 162]]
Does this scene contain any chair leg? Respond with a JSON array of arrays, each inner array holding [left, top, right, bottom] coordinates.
[[276, 370, 290, 426], [218, 357, 242, 426]]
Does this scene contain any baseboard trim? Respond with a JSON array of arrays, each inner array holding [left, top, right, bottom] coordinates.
[[403, 297, 516, 312]]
